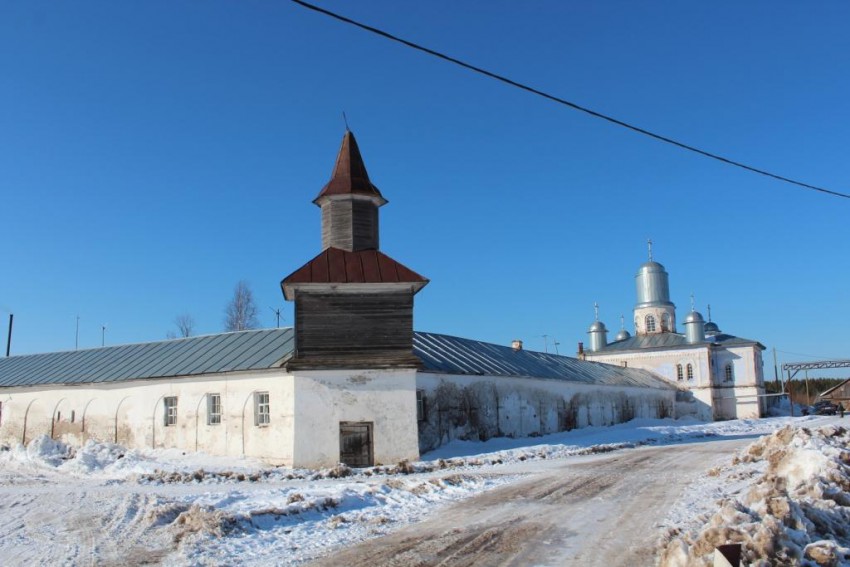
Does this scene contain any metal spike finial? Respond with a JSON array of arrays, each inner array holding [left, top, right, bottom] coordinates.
[[593, 302, 599, 321], [342, 111, 350, 131], [647, 238, 653, 261], [707, 304, 712, 322], [620, 314, 625, 330], [690, 293, 695, 312]]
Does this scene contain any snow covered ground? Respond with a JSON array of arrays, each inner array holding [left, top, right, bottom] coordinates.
[[0, 415, 837, 566], [658, 417, 850, 566]]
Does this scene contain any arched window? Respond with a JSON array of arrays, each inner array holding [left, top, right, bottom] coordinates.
[[676, 364, 683, 382], [645, 315, 656, 333], [686, 364, 694, 381], [725, 364, 734, 382], [661, 313, 670, 332]]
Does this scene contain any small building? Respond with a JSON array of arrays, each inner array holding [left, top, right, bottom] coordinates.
[[0, 130, 677, 468], [581, 249, 767, 421], [819, 378, 850, 410]]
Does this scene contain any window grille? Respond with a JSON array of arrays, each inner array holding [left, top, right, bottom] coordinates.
[[686, 364, 694, 381], [255, 392, 270, 426], [725, 364, 734, 382], [164, 396, 178, 426], [416, 389, 426, 421], [676, 364, 683, 381], [645, 315, 656, 333], [207, 393, 222, 425]]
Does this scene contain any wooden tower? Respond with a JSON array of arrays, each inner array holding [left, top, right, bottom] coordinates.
[[281, 131, 429, 370]]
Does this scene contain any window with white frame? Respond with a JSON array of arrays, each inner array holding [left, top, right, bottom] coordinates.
[[725, 364, 734, 382], [164, 396, 178, 426], [416, 389, 427, 421], [254, 392, 270, 426], [676, 364, 684, 382], [645, 315, 656, 333], [207, 393, 222, 425], [686, 364, 694, 381]]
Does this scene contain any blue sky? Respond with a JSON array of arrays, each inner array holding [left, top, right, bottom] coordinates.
[[1, 1, 848, 378]]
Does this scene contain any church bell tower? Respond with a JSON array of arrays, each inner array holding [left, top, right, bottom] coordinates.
[[634, 240, 676, 336], [281, 130, 429, 370]]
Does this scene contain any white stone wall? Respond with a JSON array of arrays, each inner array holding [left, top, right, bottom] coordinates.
[[586, 346, 711, 388], [415, 372, 676, 452], [634, 306, 676, 335], [291, 368, 420, 468], [0, 369, 296, 464], [587, 343, 766, 420]]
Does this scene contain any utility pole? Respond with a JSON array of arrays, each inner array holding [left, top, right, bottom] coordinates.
[[5, 313, 12, 357], [552, 338, 560, 355], [773, 347, 779, 385], [541, 334, 549, 353], [804, 370, 810, 405], [787, 368, 794, 417]]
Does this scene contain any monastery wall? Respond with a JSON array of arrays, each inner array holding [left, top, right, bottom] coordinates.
[[415, 372, 676, 453], [291, 368, 420, 468], [0, 369, 296, 464]]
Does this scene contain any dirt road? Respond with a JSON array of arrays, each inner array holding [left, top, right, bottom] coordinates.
[[309, 438, 750, 567]]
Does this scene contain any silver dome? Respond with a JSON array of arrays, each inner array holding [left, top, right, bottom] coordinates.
[[615, 329, 631, 341], [588, 321, 607, 333], [683, 311, 705, 324], [704, 321, 720, 335], [634, 261, 675, 309], [683, 310, 705, 344], [587, 320, 608, 352]]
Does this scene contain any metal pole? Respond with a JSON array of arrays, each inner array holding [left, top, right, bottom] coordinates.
[[787, 369, 794, 417], [101, 325, 106, 347], [804, 370, 810, 405], [773, 347, 779, 385], [75, 316, 80, 350], [5, 313, 12, 357]]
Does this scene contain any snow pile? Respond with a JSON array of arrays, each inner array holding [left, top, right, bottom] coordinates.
[[659, 425, 850, 566], [166, 473, 513, 565]]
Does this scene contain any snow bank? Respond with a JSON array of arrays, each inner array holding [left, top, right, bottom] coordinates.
[[658, 425, 850, 566]]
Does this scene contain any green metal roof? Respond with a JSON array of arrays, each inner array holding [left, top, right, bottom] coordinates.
[[594, 332, 764, 353], [0, 328, 294, 387], [0, 328, 673, 391]]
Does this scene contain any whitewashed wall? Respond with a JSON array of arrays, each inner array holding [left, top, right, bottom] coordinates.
[[415, 372, 676, 452], [291, 368, 420, 468], [586, 343, 766, 420], [0, 369, 296, 464]]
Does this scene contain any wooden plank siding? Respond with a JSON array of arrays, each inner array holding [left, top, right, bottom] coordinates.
[[321, 199, 379, 252], [288, 291, 421, 369]]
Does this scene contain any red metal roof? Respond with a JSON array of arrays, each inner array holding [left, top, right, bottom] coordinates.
[[281, 247, 428, 299], [313, 130, 387, 205]]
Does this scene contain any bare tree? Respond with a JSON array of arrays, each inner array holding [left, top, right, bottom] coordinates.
[[174, 314, 195, 338], [224, 281, 259, 331]]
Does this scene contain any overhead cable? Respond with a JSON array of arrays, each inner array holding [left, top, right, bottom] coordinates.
[[291, 0, 850, 200]]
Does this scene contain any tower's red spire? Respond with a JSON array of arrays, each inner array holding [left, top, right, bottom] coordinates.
[[313, 130, 387, 205]]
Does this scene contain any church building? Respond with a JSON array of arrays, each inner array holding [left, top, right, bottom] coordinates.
[[0, 130, 677, 468], [580, 245, 767, 420]]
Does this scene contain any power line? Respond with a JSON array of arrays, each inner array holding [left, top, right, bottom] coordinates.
[[291, 0, 850, 201]]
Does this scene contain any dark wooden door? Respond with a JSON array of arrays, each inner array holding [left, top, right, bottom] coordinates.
[[339, 422, 373, 467]]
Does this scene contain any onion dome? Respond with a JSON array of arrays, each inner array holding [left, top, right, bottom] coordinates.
[[615, 329, 631, 341], [683, 310, 705, 344], [588, 320, 608, 333], [683, 310, 704, 324], [634, 261, 674, 310], [704, 321, 720, 335]]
